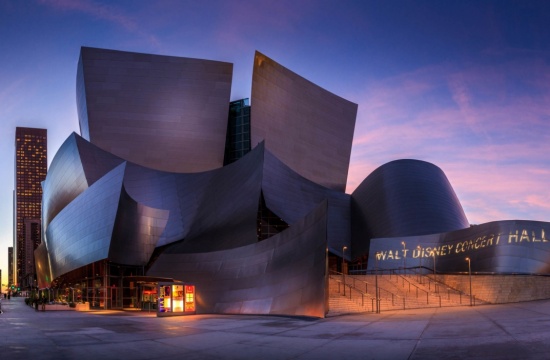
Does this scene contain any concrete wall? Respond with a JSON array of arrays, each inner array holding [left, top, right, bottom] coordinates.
[[439, 274, 550, 304]]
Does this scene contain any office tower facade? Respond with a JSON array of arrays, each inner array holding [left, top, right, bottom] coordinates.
[[224, 98, 251, 165], [14, 127, 47, 289], [8, 246, 13, 287]]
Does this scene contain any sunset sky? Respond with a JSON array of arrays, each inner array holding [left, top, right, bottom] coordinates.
[[1, 0, 550, 286]]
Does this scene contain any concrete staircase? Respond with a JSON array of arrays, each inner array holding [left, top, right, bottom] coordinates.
[[327, 272, 479, 316], [327, 272, 550, 316]]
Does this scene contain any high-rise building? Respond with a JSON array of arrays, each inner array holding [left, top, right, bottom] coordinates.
[[14, 127, 47, 289], [224, 98, 251, 165], [8, 246, 13, 286]]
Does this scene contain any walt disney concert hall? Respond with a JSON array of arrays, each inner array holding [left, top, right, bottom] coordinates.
[[36, 47, 550, 317]]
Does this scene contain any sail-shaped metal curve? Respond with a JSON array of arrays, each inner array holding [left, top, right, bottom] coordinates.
[[351, 159, 470, 259]]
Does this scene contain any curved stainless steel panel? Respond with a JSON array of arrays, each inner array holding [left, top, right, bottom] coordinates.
[[46, 163, 126, 279], [148, 201, 328, 318], [42, 133, 125, 235], [42, 133, 89, 235], [109, 186, 170, 266], [251, 51, 357, 192], [34, 242, 51, 289], [368, 220, 550, 275], [123, 142, 264, 250], [262, 149, 351, 259], [351, 159, 470, 259], [77, 46, 233, 173]]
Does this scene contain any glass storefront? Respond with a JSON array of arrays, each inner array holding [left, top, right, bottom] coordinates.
[[47, 260, 174, 311]]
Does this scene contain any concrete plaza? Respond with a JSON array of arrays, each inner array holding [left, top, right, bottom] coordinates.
[[1, 296, 550, 359]]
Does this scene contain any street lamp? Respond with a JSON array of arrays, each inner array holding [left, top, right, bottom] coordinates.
[[375, 252, 380, 314], [431, 250, 438, 293], [401, 241, 406, 274], [416, 245, 422, 284], [416, 246, 422, 273], [325, 247, 329, 314], [432, 251, 436, 276], [465, 257, 472, 306], [342, 246, 348, 296]]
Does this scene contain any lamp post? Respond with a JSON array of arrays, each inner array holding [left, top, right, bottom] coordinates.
[[432, 251, 436, 276], [401, 241, 406, 274], [375, 252, 380, 314], [465, 257, 472, 306], [342, 246, 348, 296], [416, 245, 423, 283], [432, 251, 437, 292], [325, 247, 329, 315]]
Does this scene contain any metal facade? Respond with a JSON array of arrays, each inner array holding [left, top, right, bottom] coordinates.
[[251, 51, 357, 192], [40, 46, 550, 318], [148, 202, 328, 317], [368, 220, 550, 275], [77, 47, 233, 173], [351, 159, 470, 259], [46, 163, 126, 279], [262, 150, 351, 259]]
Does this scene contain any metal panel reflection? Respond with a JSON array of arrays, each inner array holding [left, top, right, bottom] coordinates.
[[148, 202, 328, 318], [251, 51, 357, 192], [109, 186, 170, 265], [123, 141, 264, 251], [46, 163, 126, 279], [77, 46, 233, 173], [351, 159, 470, 259], [34, 242, 51, 289], [262, 149, 351, 259]]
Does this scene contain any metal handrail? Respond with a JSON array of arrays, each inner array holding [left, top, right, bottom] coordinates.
[[406, 267, 481, 305], [330, 271, 405, 311]]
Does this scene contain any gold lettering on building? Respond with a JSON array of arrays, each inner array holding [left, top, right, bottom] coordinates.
[[376, 229, 549, 262]]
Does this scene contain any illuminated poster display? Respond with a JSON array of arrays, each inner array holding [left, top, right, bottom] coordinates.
[[157, 282, 196, 317]]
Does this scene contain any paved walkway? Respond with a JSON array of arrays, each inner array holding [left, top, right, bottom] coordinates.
[[1, 296, 550, 359]]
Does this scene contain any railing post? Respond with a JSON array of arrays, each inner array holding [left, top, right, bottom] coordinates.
[[403, 297, 405, 310], [371, 298, 374, 312], [439, 295, 441, 307]]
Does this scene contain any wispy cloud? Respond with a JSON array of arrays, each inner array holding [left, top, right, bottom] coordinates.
[[0, 76, 29, 121], [347, 57, 550, 224], [38, 0, 160, 48]]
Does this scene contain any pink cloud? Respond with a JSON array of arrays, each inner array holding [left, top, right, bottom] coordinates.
[[346, 58, 550, 224]]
